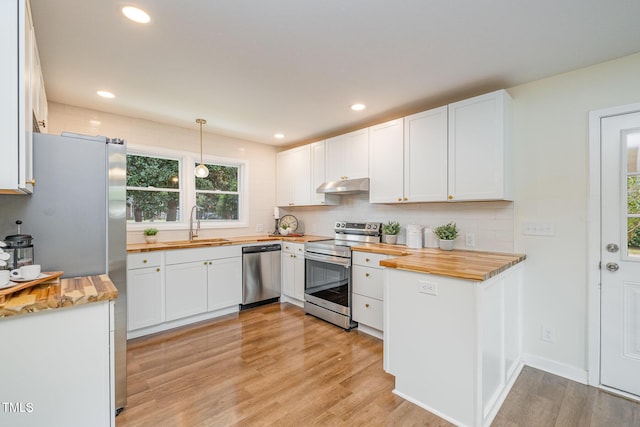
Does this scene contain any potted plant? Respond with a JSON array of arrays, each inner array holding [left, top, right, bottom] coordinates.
[[279, 223, 290, 236], [143, 228, 159, 244], [433, 222, 459, 250], [381, 221, 400, 244]]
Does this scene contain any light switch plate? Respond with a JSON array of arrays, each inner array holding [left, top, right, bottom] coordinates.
[[523, 222, 555, 236]]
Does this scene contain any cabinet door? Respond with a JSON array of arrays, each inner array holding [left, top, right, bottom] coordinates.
[[293, 251, 305, 301], [282, 251, 296, 298], [369, 119, 404, 203], [404, 107, 448, 202], [208, 257, 242, 311], [325, 128, 369, 182], [127, 266, 163, 331], [276, 149, 293, 207], [165, 261, 208, 321], [276, 145, 311, 206], [291, 145, 311, 205], [448, 90, 511, 201]]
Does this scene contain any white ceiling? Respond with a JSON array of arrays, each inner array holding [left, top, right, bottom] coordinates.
[[30, 0, 640, 146]]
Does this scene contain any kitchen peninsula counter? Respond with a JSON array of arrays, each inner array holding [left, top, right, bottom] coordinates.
[[0, 274, 118, 317], [352, 243, 525, 281], [127, 234, 331, 253]]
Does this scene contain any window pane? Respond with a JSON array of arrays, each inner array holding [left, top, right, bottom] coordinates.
[[195, 164, 238, 191], [628, 218, 640, 257], [629, 176, 640, 214], [128, 155, 180, 189], [627, 134, 640, 174], [127, 190, 180, 222], [196, 193, 239, 220]]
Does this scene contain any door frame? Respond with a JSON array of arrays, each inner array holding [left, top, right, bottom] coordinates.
[[587, 101, 640, 392]]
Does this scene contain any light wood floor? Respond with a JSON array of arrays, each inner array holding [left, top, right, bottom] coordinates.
[[117, 303, 640, 427]]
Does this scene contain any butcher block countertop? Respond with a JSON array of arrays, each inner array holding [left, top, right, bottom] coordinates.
[[127, 235, 331, 253], [0, 274, 118, 318], [353, 243, 525, 281]]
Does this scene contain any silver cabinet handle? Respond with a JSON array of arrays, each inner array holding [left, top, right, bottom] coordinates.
[[606, 243, 619, 253], [606, 262, 619, 272]]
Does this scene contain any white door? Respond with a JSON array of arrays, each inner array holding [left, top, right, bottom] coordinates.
[[601, 111, 640, 397]]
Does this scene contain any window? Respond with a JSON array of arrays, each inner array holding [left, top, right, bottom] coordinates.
[[126, 154, 181, 223], [195, 162, 240, 221]]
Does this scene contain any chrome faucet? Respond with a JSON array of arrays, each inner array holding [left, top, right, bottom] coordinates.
[[189, 205, 202, 240]]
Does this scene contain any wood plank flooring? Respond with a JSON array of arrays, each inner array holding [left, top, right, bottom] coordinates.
[[117, 303, 640, 427]]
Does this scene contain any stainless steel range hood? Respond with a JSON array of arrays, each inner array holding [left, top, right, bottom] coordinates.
[[316, 177, 369, 195]]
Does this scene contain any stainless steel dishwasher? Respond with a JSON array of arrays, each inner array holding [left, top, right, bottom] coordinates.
[[241, 244, 281, 309]]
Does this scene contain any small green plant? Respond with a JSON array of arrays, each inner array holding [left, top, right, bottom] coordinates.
[[280, 223, 289, 230], [143, 228, 158, 236], [434, 222, 459, 240], [381, 221, 400, 235]]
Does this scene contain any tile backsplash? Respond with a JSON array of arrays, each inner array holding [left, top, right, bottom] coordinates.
[[281, 195, 514, 252]]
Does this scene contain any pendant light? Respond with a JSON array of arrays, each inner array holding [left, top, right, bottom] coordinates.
[[195, 118, 209, 178]]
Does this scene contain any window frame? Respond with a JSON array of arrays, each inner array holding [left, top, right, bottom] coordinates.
[[126, 144, 248, 232]]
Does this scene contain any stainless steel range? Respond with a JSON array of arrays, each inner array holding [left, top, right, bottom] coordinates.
[[304, 221, 382, 330]]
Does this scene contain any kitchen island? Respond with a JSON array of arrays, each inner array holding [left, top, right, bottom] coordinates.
[[0, 275, 118, 427], [370, 247, 525, 427]]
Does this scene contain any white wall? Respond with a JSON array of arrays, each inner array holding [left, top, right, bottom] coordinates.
[[47, 103, 278, 243], [510, 52, 640, 379]]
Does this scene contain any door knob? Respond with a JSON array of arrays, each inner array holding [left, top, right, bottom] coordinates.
[[606, 262, 619, 272]]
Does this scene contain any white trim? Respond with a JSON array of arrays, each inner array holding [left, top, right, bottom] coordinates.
[[125, 144, 249, 231], [599, 384, 640, 403], [523, 353, 588, 384]]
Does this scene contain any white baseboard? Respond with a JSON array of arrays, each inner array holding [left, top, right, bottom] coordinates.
[[392, 389, 469, 427], [523, 353, 588, 384]]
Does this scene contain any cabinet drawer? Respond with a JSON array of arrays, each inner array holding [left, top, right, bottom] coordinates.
[[352, 251, 387, 269], [352, 294, 383, 331], [352, 266, 384, 300], [282, 242, 304, 254], [128, 252, 162, 269]]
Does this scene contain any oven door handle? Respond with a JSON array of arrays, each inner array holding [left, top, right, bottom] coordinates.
[[304, 252, 351, 267]]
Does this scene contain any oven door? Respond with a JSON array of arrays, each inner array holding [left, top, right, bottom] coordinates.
[[304, 252, 351, 316]]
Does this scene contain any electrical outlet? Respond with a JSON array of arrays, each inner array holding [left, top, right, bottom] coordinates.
[[256, 223, 264, 232], [541, 325, 555, 343], [418, 281, 438, 296], [465, 232, 476, 247]]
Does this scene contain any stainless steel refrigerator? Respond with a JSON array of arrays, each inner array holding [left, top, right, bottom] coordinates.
[[0, 132, 128, 414]]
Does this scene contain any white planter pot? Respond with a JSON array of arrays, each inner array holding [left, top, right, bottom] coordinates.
[[439, 239, 454, 250], [382, 234, 398, 244], [279, 228, 290, 236], [144, 235, 158, 244]]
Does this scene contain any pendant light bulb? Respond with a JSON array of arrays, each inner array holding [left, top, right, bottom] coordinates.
[[195, 118, 209, 178]]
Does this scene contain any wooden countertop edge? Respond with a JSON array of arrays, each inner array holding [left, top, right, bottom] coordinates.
[[127, 235, 332, 253], [356, 243, 526, 281], [0, 274, 118, 319]]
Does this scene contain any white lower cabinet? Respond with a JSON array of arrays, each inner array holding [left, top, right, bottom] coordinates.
[[127, 252, 163, 331], [352, 251, 387, 337], [384, 264, 523, 427], [281, 242, 305, 305], [165, 260, 208, 321], [127, 245, 242, 338]]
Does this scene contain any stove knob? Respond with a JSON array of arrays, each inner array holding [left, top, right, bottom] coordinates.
[[372, 224, 377, 230], [366, 224, 371, 229]]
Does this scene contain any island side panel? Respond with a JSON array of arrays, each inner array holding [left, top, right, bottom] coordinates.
[[385, 268, 478, 427], [0, 302, 112, 427]]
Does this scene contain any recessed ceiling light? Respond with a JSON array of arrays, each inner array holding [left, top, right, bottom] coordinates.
[[122, 6, 151, 24], [97, 90, 115, 99], [274, 133, 285, 139], [351, 103, 366, 111]]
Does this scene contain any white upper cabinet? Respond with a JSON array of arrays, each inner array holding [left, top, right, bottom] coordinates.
[[369, 119, 404, 203], [310, 140, 338, 206], [404, 106, 449, 202], [0, 0, 45, 194], [276, 145, 311, 207], [448, 89, 512, 201], [369, 91, 512, 204], [325, 128, 369, 182]]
